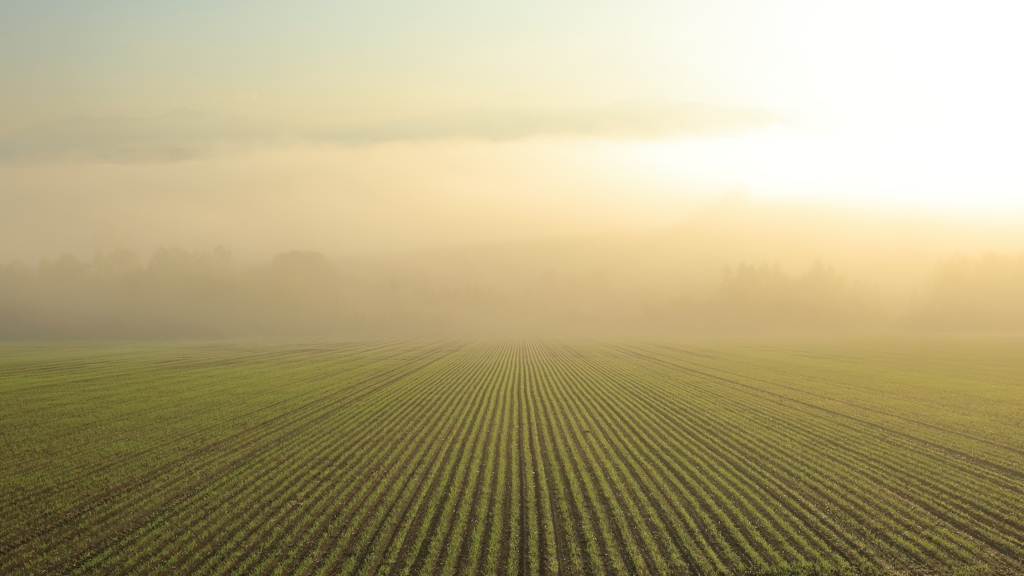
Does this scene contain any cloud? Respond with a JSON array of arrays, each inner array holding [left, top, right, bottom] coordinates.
[[0, 108, 285, 163], [321, 100, 783, 143], [0, 101, 782, 163]]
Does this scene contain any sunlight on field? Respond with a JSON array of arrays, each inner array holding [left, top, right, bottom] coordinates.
[[2, 337, 1023, 575]]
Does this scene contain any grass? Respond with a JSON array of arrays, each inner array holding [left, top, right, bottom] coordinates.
[[1, 335, 1023, 575]]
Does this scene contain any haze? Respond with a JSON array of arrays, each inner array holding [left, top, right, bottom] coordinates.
[[2, 0, 1024, 336]]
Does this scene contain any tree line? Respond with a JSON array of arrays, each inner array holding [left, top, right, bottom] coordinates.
[[1, 247, 1022, 337]]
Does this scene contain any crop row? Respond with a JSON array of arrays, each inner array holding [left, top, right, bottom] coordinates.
[[2, 338, 1023, 575]]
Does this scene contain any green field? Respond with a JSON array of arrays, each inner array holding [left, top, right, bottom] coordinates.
[[2, 337, 1024, 575]]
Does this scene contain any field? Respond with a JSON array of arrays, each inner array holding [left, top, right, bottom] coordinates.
[[2, 337, 1024, 575]]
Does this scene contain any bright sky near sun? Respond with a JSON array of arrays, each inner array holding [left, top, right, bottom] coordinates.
[[2, 0, 1024, 214]]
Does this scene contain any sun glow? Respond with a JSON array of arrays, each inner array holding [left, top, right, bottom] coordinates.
[[618, 0, 1024, 213], [619, 124, 1024, 213]]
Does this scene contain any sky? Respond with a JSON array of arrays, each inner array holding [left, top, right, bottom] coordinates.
[[0, 0, 791, 128], [2, 0, 1024, 261], [3, 0, 1021, 129]]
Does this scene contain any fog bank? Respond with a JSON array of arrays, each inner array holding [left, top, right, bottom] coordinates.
[[4, 215, 1024, 337]]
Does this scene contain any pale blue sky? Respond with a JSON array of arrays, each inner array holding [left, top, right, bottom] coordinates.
[[0, 1, 804, 132]]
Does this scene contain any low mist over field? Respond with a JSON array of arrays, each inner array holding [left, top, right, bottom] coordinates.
[[3, 195, 1024, 336]]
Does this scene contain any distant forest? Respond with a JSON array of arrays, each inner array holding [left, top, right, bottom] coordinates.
[[1, 247, 1023, 337]]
